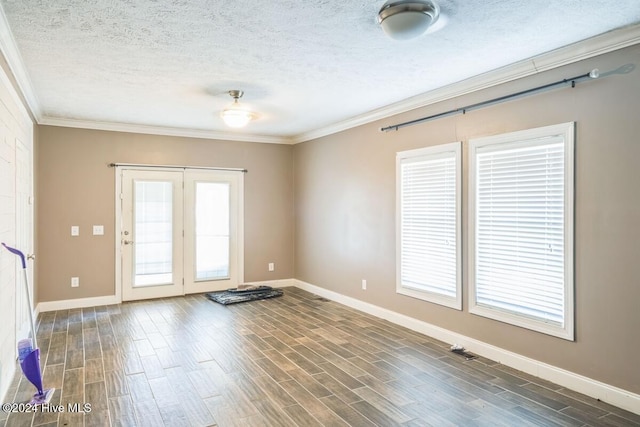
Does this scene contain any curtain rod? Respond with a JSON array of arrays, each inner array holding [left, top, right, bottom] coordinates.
[[108, 163, 247, 173], [380, 68, 601, 133]]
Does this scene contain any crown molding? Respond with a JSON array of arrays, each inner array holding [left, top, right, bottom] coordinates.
[[0, 38, 32, 125], [1, 0, 638, 146], [39, 116, 294, 145], [292, 23, 640, 144], [0, 3, 41, 121], [532, 24, 640, 72]]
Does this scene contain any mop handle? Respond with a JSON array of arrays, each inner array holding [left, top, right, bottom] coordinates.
[[2, 243, 26, 268], [2, 243, 37, 350]]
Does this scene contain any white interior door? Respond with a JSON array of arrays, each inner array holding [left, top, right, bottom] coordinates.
[[15, 139, 33, 343], [120, 168, 243, 301], [121, 170, 184, 301]]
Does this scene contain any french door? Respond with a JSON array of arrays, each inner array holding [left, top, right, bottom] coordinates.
[[119, 168, 243, 301]]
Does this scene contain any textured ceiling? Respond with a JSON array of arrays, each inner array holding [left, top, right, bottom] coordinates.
[[1, 0, 640, 141]]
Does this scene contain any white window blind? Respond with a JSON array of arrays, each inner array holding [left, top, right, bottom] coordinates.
[[397, 142, 461, 309], [469, 123, 574, 340]]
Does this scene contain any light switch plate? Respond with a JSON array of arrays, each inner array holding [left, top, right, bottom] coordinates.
[[71, 226, 79, 236], [93, 225, 104, 235]]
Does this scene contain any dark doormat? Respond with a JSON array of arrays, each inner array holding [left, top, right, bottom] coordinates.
[[206, 286, 283, 305]]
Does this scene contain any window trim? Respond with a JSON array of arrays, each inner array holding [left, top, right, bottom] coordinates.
[[396, 141, 462, 310], [468, 122, 575, 340]]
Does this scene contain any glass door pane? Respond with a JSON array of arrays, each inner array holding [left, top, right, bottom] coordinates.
[[121, 169, 183, 301], [134, 180, 173, 287], [195, 182, 230, 280]]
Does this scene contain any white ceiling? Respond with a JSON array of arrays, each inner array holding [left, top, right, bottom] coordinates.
[[1, 0, 639, 143]]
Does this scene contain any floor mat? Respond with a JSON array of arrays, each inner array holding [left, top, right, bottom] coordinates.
[[206, 286, 283, 305]]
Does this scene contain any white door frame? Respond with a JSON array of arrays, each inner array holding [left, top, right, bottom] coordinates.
[[15, 138, 33, 344], [115, 165, 244, 302], [121, 169, 185, 301], [183, 169, 244, 294]]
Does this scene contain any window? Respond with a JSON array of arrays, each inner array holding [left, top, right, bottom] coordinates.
[[397, 142, 461, 309], [195, 182, 231, 280], [134, 180, 173, 286], [469, 122, 574, 340]]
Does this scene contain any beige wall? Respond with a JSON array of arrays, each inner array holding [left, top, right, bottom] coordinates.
[[33, 43, 640, 396], [294, 44, 640, 393], [36, 127, 294, 302]]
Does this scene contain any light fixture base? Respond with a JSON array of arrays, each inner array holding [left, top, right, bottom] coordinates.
[[228, 90, 244, 99], [378, 0, 440, 40]]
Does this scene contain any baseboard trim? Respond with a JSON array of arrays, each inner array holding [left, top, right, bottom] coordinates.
[[34, 279, 640, 414], [244, 278, 296, 289], [293, 279, 640, 416], [35, 279, 295, 313], [37, 295, 120, 313]]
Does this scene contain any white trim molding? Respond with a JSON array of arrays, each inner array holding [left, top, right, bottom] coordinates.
[[37, 295, 120, 313], [35, 279, 295, 313], [0, 0, 638, 147], [293, 279, 640, 416], [30, 278, 640, 415], [0, 3, 41, 120], [292, 24, 640, 144], [40, 117, 294, 145], [244, 278, 296, 289]]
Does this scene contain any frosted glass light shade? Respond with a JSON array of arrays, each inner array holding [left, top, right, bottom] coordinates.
[[378, 0, 440, 40], [221, 102, 254, 128]]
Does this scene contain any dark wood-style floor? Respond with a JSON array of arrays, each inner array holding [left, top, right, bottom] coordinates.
[[1, 287, 639, 427]]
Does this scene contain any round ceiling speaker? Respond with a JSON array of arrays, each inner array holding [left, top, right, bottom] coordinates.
[[377, 0, 440, 40]]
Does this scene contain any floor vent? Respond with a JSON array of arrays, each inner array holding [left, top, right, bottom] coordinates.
[[451, 348, 478, 360]]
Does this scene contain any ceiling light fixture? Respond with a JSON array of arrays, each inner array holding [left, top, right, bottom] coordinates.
[[221, 90, 255, 128], [377, 0, 440, 40]]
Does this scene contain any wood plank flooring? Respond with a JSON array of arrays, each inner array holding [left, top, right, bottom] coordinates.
[[1, 287, 639, 426]]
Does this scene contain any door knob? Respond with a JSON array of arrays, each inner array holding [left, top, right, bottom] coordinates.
[[123, 240, 134, 245], [27, 254, 35, 260]]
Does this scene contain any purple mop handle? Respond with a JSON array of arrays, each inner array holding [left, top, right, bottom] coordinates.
[[2, 243, 26, 269], [2, 242, 38, 351]]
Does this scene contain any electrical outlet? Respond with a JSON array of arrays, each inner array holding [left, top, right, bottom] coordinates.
[[71, 277, 79, 288], [362, 279, 367, 290], [268, 262, 275, 272]]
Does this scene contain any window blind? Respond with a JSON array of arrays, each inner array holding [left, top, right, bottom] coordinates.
[[399, 147, 459, 305], [474, 137, 565, 325]]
